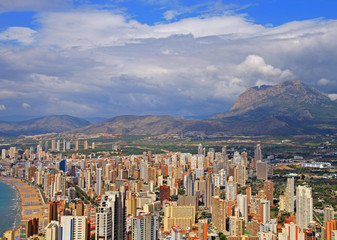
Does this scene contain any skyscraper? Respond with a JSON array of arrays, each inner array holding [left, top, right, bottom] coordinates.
[[285, 177, 295, 213], [261, 199, 270, 223], [256, 161, 268, 180], [264, 180, 274, 206], [59, 159, 66, 172], [198, 143, 203, 155], [160, 185, 170, 205], [84, 140, 88, 150], [75, 140, 79, 151], [56, 140, 60, 151], [226, 176, 237, 201], [131, 213, 157, 240], [324, 206, 335, 226], [61, 216, 89, 240], [96, 191, 126, 240], [296, 185, 313, 230], [255, 144, 262, 162], [47, 201, 58, 224], [51, 140, 56, 151], [237, 194, 248, 223], [96, 168, 102, 196]]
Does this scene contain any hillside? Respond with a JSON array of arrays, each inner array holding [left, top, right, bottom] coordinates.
[[0, 115, 91, 136]]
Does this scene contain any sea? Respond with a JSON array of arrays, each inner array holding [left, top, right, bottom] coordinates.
[[0, 180, 21, 236]]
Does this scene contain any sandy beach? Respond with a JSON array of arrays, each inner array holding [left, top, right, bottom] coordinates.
[[0, 177, 44, 238]]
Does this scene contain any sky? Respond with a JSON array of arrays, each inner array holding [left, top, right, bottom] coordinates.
[[0, 0, 337, 121]]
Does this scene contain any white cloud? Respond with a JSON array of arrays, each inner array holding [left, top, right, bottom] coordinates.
[[0, 105, 6, 110], [0, 11, 337, 117], [236, 55, 294, 86], [163, 10, 179, 20], [328, 94, 337, 101], [318, 78, 330, 86], [0, 0, 70, 13], [33, 12, 264, 49], [0, 27, 36, 45], [22, 103, 31, 109]]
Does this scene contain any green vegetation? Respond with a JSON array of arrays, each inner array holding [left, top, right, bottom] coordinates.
[[219, 232, 227, 240], [69, 183, 98, 206]]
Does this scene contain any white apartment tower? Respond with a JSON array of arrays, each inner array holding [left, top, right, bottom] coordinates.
[[60, 216, 88, 240], [96, 191, 126, 240], [296, 185, 313, 230], [226, 176, 237, 201], [96, 168, 102, 196], [285, 177, 295, 213]]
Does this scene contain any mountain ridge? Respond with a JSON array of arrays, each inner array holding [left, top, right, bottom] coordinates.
[[1, 80, 337, 137], [0, 115, 91, 136]]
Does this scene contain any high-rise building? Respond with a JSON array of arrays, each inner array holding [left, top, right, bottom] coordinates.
[[61, 216, 89, 240], [226, 176, 237, 201], [131, 213, 157, 240], [264, 180, 274, 206], [84, 140, 88, 150], [261, 199, 270, 223], [160, 185, 170, 205], [326, 219, 337, 240], [296, 185, 313, 230], [63, 139, 66, 152], [45, 221, 60, 240], [9, 146, 16, 159], [279, 194, 286, 212], [171, 226, 183, 240], [45, 141, 49, 152], [59, 159, 66, 172], [278, 222, 299, 240], [96, 191, 126, 240], [51, 140, 56, 151], [285, 177, 295, 213], [198, 143, 203, 155], [76, 202, 85, 216], [237, 194, 248, 223], [125, 195, 137, 217], [1, 149, 7, 160], [20, 218, 39, 239], [212, 196, 227, 232], [75, 140, 79, 151], [163, 205, 195, 231], [56, 140, 60, 151], [324, 206, 335, 226], [255, 144, 262, 162], [229, 216, 245, 237], [256, 161, 268, 180], [96, 168, 102, 196], [47, 201, 58, 224]]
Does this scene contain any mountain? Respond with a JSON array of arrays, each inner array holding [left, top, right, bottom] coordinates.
[[67, 80, 337, 137], [66, 115, 201, 136], [65, 114, 296, 137], [2, 80, 336, 137], [211, 80, 337, 134], [0, 115, 91, 136]]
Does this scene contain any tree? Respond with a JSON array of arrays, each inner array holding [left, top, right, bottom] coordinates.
[[219, 232, 227, 240]]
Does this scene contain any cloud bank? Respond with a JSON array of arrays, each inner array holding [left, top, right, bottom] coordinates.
[[0, 8, 337, 118]]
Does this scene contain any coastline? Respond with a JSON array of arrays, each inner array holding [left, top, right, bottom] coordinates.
[[0, 177, 44, 238], [0, 178, 21, 238]]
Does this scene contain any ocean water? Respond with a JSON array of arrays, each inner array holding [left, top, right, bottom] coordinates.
[[0, 180, 21, 237]]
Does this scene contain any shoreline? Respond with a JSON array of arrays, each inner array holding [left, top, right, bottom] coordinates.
[[0, 178, 21, 237], [0, 177, 44, 238]]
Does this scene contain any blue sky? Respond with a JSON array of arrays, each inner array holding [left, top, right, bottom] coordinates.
[[0, 0, 337, 120]]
